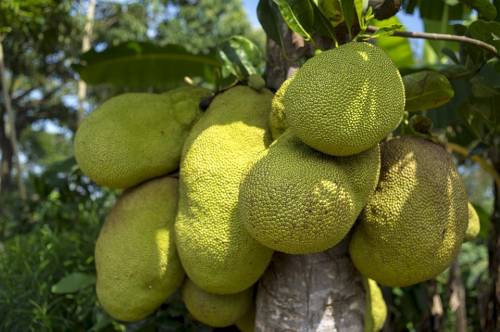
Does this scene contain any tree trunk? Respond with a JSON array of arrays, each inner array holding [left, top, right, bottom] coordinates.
[[0, 107, 13, 193], [255, 239, 365, 331], [0, 38, 26, 200], [255, 14, 366, 331], [448, 260, 467, 332], [77, 0, 96, 124], [486, 147, 500, 331], [424, 280, 443, 332]]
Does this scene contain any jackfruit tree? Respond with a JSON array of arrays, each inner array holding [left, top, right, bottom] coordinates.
[[68, 0, 500, 331]]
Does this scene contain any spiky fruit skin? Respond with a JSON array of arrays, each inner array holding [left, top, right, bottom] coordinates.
[[350, 137, 468, 287], [270, 75, 294, 140], [182, 280, 252, 328], [283, 42, 405, 156], [465, 202, 480, 240], [239, 131, 380, 254], [74, 87, 211, 189], [95, 176, 184, 322], [175, 86, 274, 294], [364, 279, 387, 332]]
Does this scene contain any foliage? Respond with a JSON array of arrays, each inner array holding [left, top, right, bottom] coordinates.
[[0, 160, 111, 331], [156, 0, 255, 53], [74, 42, 221, 89]]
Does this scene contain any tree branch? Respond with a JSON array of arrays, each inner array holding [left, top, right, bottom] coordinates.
[[365, 25, 499, 57], [0, 38, 27, 201], [78, 0, 96, 124]]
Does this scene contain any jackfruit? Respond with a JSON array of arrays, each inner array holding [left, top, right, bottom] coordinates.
[[465, 202, 480, 240], [95, 176, 184, 321], [175, 86, 274, 294], [248, 74, 266, 91], [283, 42, 405, 156], [239, 131, 380, 254], [74, 87, 211, 189], [364, 278, 387, 332], [182, 279, 252, 328], [235, 305, 256, 332], [270, 75, 294, 140], [350, 136, 468, 287]]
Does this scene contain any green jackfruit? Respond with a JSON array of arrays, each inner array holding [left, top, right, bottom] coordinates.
[[270, 75, 294, 140], [175, 86, 274, 294], [283, 42, 405, 156], [248, 74, 266, 91], [182, 279, 252, 328], [235, 305, 256, 332], [350, 137, 468, 287], [364, 279, 387, 332], [465, 202, 480, 240], [239, 131, 380, 254], [95, 176, 184, 321], [74, 87, 211, 189]]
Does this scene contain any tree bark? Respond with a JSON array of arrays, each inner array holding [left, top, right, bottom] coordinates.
[[486, 147, 500, 331], [448, 260, 467, 332], [77, 0, 96, 124], [255, 239, 365, 331], [426, 280, 443, 332], [0, 38, 26, 200], [255, 12, 366, 331], [0, 107, 13, 193]]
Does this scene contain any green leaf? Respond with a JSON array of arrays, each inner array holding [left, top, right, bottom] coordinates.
[[309, 1, 338, 40], [464, 20, 500, 65], [372, 17, 414, 68], [458, 94, 499, 144], [403, 71, 455, 112], [340, 0, 357, 36], [468, 19, 500, 51], [257, 0, 284, 45], [274, 0, 315, 40], [51, 272, 96, 294], [74, 42, 220, 89], [313, 0, 344, 27], [461, 0, 497, 20], [217, 36, 264, 88], [354, 0, 366, 29]]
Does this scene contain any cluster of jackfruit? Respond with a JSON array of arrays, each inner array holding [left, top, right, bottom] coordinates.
[[74, 41, 478, 330]]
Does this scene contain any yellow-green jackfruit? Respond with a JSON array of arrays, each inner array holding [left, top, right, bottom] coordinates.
[[175, 86, 274, 294], [182, 279, 252, 328], [364, 279, 387, 332], [95, 176, 184, 321], [465, 202, 480, 240], [283, 42, 405, 156], [239, 131, 380, 254], [74, 87, 211, 189], [270, 75, 294, 140], [235, 305, 256, 332], [350, 137, 468, 287], [248, 74, 266, 91]]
